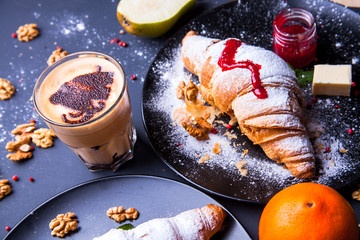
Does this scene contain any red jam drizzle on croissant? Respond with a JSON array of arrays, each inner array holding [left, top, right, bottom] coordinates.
[[218, 39, 268, 99]]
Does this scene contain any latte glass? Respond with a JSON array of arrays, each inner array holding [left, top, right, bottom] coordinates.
[[33, 51, 136, 171]]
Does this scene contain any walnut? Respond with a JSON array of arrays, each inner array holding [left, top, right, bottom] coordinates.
[[49, 212, 78, 238], [107, 206, 139, 223], [182, 117, 213, 140], [235, 160, 248, 176], [352, 184, 360, 201], [11, 122, 36, 135], [32, 128, 56, 148], [0, 78, 15, 100], [199, 153, 211, 164], [6, 122, 35, 161], [16, 23, 39, 42], [339, 148, 348, 153], [213, 142, 221, 154], [47, 48, 68, 65], [5, 122, 56, 161], [7, 151, 32, 161], [0, 179, 12, 200], [176, 81, 186, 99], [176, 80, 198, 101], [185, 80, 198, 101]]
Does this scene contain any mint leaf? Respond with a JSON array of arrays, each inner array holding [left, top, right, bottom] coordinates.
[[117, 223, 135, 230], [294, 68, 314, 88], [288, 64, 314, 88]]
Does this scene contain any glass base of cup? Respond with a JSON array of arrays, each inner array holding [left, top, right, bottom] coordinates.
[[81, 125, 137, 172]]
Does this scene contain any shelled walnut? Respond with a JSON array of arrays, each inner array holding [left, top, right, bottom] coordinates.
[[107, 206, 139, 223], [213, 142, 221, 154], [182, 117, 213, 140], [47, 48, 68, 65], [0, 78, 15, 100], [6, 123, 35, 161], [16, 23, 39, 42], [5, 122, 56, 161], [176, 80, 198, 101], [32, 128, 56, 148], [49, 212, 78, 238], [0, 179, 12, 200], [235, 160, 248, 176], [352, 184, 360, 201]]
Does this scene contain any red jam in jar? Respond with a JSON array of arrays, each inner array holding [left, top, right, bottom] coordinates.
[[273, 8, 317, 68]]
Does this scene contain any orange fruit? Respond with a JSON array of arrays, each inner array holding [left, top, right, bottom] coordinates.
[[259, 182, 359, 240]]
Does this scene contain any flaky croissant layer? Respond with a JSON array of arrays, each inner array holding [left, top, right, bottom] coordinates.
[[181, 31, 315, 179]]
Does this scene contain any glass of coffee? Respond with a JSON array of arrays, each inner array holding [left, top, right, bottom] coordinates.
[[33, 51, 136, 171]]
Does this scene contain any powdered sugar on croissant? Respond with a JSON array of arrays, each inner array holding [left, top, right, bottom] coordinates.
[[181, 31, 315, 179], [93, 204, 226, 240]]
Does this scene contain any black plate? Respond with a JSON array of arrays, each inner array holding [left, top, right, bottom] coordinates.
[[142, 0, 360, 202], [4, 175, 250, 240]]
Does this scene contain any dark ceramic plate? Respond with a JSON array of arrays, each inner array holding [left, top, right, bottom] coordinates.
[[4, 175, 250, 240], [142, 0, 360, 202]]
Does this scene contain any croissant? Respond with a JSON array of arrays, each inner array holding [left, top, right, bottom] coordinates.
[[93, 204, 226, 240], [181, 31, 315, 179]]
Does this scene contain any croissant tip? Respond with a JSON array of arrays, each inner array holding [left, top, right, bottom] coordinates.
[[182, 30, 198, 45]]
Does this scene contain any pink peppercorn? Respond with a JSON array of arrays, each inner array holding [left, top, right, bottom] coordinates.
[[30, 119, 36, 123], [351, 82, 356, 87], [334, 105, 340, 109], [210, 128, 217, 134], [226, 124, 232, 129], [5, 226, 11, 231], [312, 97, 317, 102], [348, 129, 354, 135], [114, 38, 119, 43], [11, 33, 16, 38], [110, 39, 114, 44], [325, 147, 330, 153], [29, 177, 35, 182], [121, 42, 128, 47], [12, 175, 18, 181], [131, 75, 136, 80]]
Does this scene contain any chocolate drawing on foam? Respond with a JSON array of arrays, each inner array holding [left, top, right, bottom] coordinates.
[[49, 66, 114, 124]]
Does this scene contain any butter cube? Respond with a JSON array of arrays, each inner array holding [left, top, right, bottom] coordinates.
[[312, 64, 352, 96]]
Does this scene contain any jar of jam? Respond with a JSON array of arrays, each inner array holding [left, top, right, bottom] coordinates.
[[273, 8, 317, 68]]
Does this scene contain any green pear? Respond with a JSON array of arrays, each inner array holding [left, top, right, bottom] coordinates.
[[117, 0, 196, 38]]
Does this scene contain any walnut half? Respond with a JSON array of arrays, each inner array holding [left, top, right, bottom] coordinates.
[[107, 206, 139, 223], [16, 23, 39, 42], [5, 122, 35, 161], [32, 128, 56, 148], [182, 117, 213, 140], [0, 179, 12, 200], [176, 80, 198, 101], [5, 122, 56, 161], [47, 48, 68, 66], [49, 212, 78, 238], [0, 78, 15, 100]]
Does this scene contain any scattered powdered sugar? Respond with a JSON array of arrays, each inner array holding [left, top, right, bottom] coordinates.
[[144, 34, 359, 201], [146, 45, 296, 194], [49, 11, 88, 38]]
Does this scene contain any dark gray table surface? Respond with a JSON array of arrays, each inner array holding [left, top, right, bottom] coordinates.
[[0, 1, 359, 240]]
